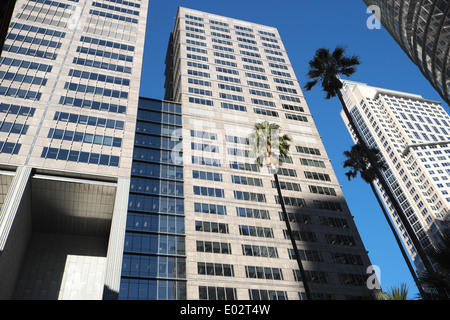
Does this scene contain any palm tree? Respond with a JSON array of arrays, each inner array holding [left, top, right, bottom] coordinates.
[[418, 232, 450, 299], [249, 121, 312, 300], [343, 143, 425, 298], [304, 46, 438, 292], [375, 283, 410, 300]]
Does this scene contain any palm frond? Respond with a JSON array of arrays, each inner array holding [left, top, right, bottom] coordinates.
[[343, 143, 385, 184], [375, 283, 409, 300], [304, 79, 319, 91], [305, 46, 360, 99], [331, 45, 345, 61]]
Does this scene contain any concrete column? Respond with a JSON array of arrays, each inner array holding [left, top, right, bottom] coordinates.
[[102, 177, 130, 300], [0, 166, 32, 300]]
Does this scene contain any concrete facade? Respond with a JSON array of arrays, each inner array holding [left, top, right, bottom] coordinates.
[[161, 7, 376, 300], [0, 0, 148, 300], [340, 80, 450, 272]]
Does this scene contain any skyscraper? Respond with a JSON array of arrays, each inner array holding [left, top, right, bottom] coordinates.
[[138, 7, 376, 300], [0, 0, 148, 299], [0, 3, 378, 301], [340, 80, 450, 274], [363, 0, 450, 106]]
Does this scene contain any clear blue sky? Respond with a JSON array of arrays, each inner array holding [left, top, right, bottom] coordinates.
[[139, 0, 448, 299]]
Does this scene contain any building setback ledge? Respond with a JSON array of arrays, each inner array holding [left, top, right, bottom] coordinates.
[[402, 140, 450, 156]]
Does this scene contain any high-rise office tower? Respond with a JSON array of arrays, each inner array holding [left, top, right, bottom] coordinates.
[[141, 7, 376, 300], [362, 0, 450, 106], [0, 0, 148, 299], [340, 80, 450, 274]]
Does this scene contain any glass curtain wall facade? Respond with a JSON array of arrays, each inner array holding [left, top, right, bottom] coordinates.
[[162, 7, 376, 300], [340, 80, 450, 273], [363, 0, 450, 106], [119, 98, 187, 300]]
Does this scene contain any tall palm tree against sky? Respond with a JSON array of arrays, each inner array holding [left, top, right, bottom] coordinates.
[[303, 46, 439, 296], [249, 121, 312, 300], [343, 143, 424, 298]]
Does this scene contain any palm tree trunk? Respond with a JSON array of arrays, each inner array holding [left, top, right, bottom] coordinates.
[[336, 86, 439, 295], [274, 173, 312, 300], [369, 182, 425, 297]]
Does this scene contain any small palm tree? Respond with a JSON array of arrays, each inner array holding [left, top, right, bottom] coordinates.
[[250, 121, 291, 170], [305, 46, 438, 288], [375, 283, 410, 300], [418, 232, 450, 299], [249, 121, 312, 300], [343, 143, 425, 297]]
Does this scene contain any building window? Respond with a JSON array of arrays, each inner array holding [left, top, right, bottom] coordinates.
[[248, 289, 287, 300], [41, 147, 119, 166], [198, 286, 237, 300], [234, 190, 266, 202], [194, 202, 227, 215], [236, 207, 270, 219], [231, 175, 263, 186], [239, 225, 273, 238], [309, 185, 336, 196], [193, 186, 225, 198], [197, 262, 234, 277], [196, 240, 231, 254], [195, 221, 229, 234], [314, 200, 343, 212], [245, 266, 283, 280], [242, 244, 278, 258], [192, 170, 222, 182]]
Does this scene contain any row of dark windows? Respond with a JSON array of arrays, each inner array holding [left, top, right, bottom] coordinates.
[[92, 1, 140, 16], [53, 111, 124, 130], [89, 9, 139, 24], [0, 71, 47, 86], [9, 21, 66, 38], [185, 15, 279, 39], [64, 81, 128, 99], [59, 96, 127, 114], [30, 0, 78, 9], [72, 57, 132, 73], [68, 69, 130, 86], [3, 44, 57, 60], [7, 32, 62, 49], [0, 57, 52, 75], [193, 219, 356, 248], [41, 147, 119, 166], [119, 280, 367, 300], [0, 103, 35, 117], [47, 128, 122, 147], [76, 46, 133, 62], [0, 141, 21, 154], [80, 36, 135, 52], [0, 85, 42, 100]]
